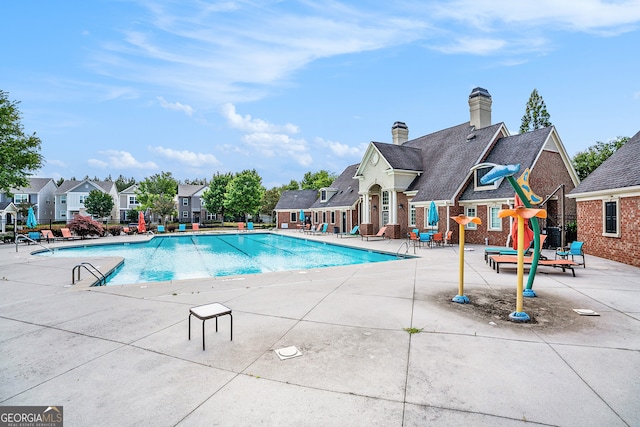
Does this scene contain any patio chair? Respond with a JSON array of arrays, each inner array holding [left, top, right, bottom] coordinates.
[[361, 226, 388, 241], [61, 228, 81, 240], [444, 230, 454, 246], [41, 229, 57, 242], [408, 231, 423, 248], [419, 232, 433, 247], [338, 225, 359, 238], [555, 241, 585, 267], [157, 225, 165, 233], [178, 224, 186, 232], [247, 222, 255, 231], [311, 223, 328, 235], [432, 232, 443, 247], [237, 222, 245, 232], [191, 223, 200, 232]]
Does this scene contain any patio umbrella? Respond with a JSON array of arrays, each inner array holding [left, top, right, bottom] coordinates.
[[300, 209, 305, 223], [137, 211, 146, 233], [26, 207, 38, 229], [428, 201, 439, 226]]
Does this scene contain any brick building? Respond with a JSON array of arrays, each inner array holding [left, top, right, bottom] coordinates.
[[568, 130, 640, 267]]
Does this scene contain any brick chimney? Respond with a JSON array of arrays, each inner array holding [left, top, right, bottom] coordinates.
[[392, 121, 408, 145], [468, 87, 492, 129]]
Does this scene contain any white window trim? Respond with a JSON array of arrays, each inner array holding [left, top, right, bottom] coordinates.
[[290, 212, 297, 222], [474, 167, 503, 191], [487, 205, 502, 231], [182, 198, 189, 206], [602, 197, 621, 238], [465, 206, 478, 230], [409, 204, 416, 227]]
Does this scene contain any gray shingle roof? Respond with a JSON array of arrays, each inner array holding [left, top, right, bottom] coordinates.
[[12, 178, 55, 193], [55, 180, 115, 194], [178, 184, 206, 197], [274, 190, 319, 210], [372, 143, 423, 171], [459, 126, 554, 201], [404, 122, 505, 202], [310, 164, 360, 209], [569, 130, 640, 195]]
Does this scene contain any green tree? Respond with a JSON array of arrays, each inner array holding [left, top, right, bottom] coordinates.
[[260, 187, 281, 219], [114, 175, 136, 192], [520, 88, 552, 133], [0, 90, 44, 196], [202, 172, 233, 224], [136, 171, 178, 223], [572, 136, 628, 180], [282, 179, 300, 191], [300, 170, 337, 190], [224, 169, 263, 220], [84, 190, 115, 219]]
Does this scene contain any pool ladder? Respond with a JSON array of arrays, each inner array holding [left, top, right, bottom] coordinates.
[[396, 241, 411, 258], [72, 262, 107, 286]]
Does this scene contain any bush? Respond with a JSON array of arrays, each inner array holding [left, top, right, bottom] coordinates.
[[68, 215, 104, 238], [108, 225, 123, 236]]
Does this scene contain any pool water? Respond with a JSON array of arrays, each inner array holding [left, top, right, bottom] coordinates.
[[45, 233, 399, 285]]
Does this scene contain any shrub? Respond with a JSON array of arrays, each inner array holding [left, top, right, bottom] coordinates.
[[68, 215, 104, 238], [108, 225, 123, 236]]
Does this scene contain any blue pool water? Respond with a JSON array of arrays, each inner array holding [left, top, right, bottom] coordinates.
[[45, 233, 399, 285]]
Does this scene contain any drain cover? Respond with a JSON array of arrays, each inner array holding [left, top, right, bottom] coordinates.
[[275, 346, 302, 360]]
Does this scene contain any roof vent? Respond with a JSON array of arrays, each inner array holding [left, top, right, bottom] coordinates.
[[466, 133, 476, 141]]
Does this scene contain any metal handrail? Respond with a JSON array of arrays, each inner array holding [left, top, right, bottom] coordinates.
[[15, 234, 54, 253], [396, 241, 410, 258], [72, 262, 107, 286]]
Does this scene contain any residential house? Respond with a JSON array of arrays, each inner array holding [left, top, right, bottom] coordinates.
[[118, 184, 141, 223], [274, 189, 318, 229], [0, 201, 18, 233], [55, 179, 119, 222], [567, 130, 640, 267], [178, 184, 208, 224], [277, 88, 579, 244], [309, 164, 361, 234], [354, 87, 579, 243], [0, 178, 58, 224]]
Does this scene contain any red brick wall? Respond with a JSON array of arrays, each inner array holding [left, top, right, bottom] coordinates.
[[531, 150, 577, 219], [576, 196, 640, 267]]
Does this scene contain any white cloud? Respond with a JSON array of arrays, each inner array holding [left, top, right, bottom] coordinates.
[[89, 150, 158, 169], [431, 37, 507, 55], [46, 159, 67, 168], [243, 133, 312, 166], [221, 103, 298, 134], [316, 137, 366, 158], [149, 146, 221, 167], [157, 96, 194, 115]]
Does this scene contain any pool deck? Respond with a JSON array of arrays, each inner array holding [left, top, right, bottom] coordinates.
[[1, 230, 639, 426]]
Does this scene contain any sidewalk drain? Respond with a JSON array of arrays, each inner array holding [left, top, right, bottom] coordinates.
[[275, 346, 302, 360]]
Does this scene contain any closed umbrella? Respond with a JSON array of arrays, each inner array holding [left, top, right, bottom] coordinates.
[[299, 209, 305, 223], [26, 207, 38, 229], [428, 201, 439, 226], [138, 211, 146, 233]]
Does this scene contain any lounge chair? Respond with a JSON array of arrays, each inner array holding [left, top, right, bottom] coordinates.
[[555, 241, 585, 267], [338, 225, 359, 238], [304, 224, 321, 234], [178, 224, 186, 232], [361, 226, 388, 241], [311, 223, 328, 235], [237, 222, 245, 232], [157, 225, 165, 233], [484, 235, 548, 262], [191, 223, 200, 232], [247, 222, 255, 231], [41, 229, 57, 242], [444, 230, 454, 246], [61, 228, 80, 240], [489, 255, 578, 277]]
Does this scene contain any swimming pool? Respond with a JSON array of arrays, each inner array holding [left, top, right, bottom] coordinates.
[[44, 233, 400, 285]]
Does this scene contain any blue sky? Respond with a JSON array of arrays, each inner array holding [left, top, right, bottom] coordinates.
[[4, 0, 640, 189]]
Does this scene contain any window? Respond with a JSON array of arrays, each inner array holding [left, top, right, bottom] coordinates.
[[322, 211, 327, 223], [14, 194, 28, 204], [314, 212, 319, 223], [79, 195, 87, 204], [409, 204, 416, 226], [331, 211, 335, 224], [60, 196, 66, 204], [604, 200, 618, 236], [128, 196, 139, 206], [290, 212, 297, 222], [183, 198, 189, 206], [206, 212, 216, 220], [465, 206, 477, 229], [321, 190, 327, 201], [488, 206, 501, 230], [182, 211, 188, 218], [474, 166, 501, 191], [60, 211, 66, 218]]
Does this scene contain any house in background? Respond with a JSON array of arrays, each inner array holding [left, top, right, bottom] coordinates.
[[274, 189, 318, 229], [277, 88, 579, 244], [55, 179, 119, 222], [0, 201, 18, 233], [178, 184, 209, 224], [0, 178, 58, 224], [308, 164, 361, 234], [568, 130, 640, 267], [118, 184, 140, 222]]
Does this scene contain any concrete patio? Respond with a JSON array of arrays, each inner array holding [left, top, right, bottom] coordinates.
[[1, 230, 638, 426]]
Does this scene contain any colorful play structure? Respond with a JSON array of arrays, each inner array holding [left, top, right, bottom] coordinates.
[[451, 214, 481, 304]]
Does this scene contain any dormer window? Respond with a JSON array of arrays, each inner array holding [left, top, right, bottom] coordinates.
[[474, 166, 502, 191], [321, 190, 327, 201]]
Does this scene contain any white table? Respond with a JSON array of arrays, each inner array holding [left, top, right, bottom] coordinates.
[[188, 303, 233, 350]]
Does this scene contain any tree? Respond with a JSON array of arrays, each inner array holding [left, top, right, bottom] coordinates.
[[572, 136, 628, 180], [114, 175, 136, 192], [282, 179, 300, 191], [520, 88, 552, 133], [0, 90, 44, 196], [300, 170, 337, 190], [84, 190, 115, 220], [202, 172, 233, 224], [135, 172, 178, 222], [68, 214, 104, 238], [260, 187, 281, 219], [224, 169, 263, 220]]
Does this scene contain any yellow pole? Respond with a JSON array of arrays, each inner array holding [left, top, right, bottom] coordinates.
[[458, 224, 465, 296], [516, 215, 525, 313]]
